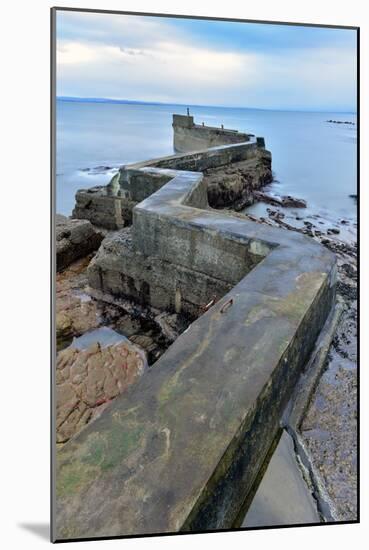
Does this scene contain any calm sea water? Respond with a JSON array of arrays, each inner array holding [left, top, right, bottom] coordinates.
[[56, 99, 357, 225]]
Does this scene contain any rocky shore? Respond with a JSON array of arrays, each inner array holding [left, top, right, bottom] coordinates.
[[56, 214, 103, 271], [56, 176, 357, 519], [204, 147, 272, 210], [326, 120, 355, 125], [56, 242, 193, 353], [239, 201, 357, 520], [56, 232, 195, 443]]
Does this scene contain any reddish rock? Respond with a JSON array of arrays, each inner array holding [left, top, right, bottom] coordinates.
[[56, 256, 100, 346], [56, 341, 147, 444]]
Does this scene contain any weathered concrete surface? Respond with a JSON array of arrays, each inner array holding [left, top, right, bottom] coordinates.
[[56, 252, 190, 363], [72, 185, 127, 230], [56, 215, 103, 271], [88, 227, 234, 317], [55, 263, 335, 538], [56, 337, 147, 444], [72, 139, 271, 230], [241, 430, 320, 527], [129, 139, 259, 172], [173, 113, 252, 153], [55, 154, 336, 540]]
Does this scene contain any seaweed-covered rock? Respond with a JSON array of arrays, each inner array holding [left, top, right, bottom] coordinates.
[[204, 148, 272, 209]]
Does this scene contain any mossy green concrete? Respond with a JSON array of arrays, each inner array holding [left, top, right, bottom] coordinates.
[[54, 147, 336, 541]]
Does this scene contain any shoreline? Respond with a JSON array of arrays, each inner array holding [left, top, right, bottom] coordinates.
[[239, 200, 357, 521]]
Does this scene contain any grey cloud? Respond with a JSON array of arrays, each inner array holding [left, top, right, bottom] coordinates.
[[119, 47, 145, 56]]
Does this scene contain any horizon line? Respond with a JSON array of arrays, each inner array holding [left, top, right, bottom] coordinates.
[[56, 95, 357, 115]]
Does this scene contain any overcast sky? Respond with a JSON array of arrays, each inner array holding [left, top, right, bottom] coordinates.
[[56, 11, 357, 112]]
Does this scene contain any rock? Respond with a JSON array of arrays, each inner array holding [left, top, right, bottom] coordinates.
[[56, 340, 146, 443], [326, 120, 355, 125], [254, 191, 306, 208], [56, 252, 187, 364], [245, 214, 259, 222], [129, 334, 156, 351], [80, 165, 115, 174], [129, 334, 163, 363], [337, 281, 357, 301], [281, 195, 307, 208], [341, 263, 357, 280], [205, 149, 272, 209], [327, 228, 340, 235], [253, 191, 282, 207], [115, 315, 142, 337], [232, 189, 255, 211], [56, 311, 73, 339], [56, 256, 101, 346], [267, 209, 285, 222], [250, 204, 357, 521], [56, 215, 103, 271]]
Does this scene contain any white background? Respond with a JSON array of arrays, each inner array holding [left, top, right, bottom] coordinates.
[[1, 0, 367, 548]]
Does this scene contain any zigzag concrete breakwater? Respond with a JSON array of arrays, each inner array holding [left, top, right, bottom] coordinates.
[[55, 130, 337, 540], [72, 127, 272, 229]]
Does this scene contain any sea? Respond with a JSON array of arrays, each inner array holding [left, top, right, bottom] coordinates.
[[56, 99, 357, 239]]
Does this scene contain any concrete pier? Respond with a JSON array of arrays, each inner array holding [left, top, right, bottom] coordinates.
[[172, 113, 252, 152], [55, 136, 336, 540], [72, 137, 271, 230]]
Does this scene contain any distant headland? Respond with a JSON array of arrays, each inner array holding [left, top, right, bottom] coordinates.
[[56, 96, 356, 114]]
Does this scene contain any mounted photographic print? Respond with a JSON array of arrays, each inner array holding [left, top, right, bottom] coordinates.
[[51, 7, 359, 542]]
